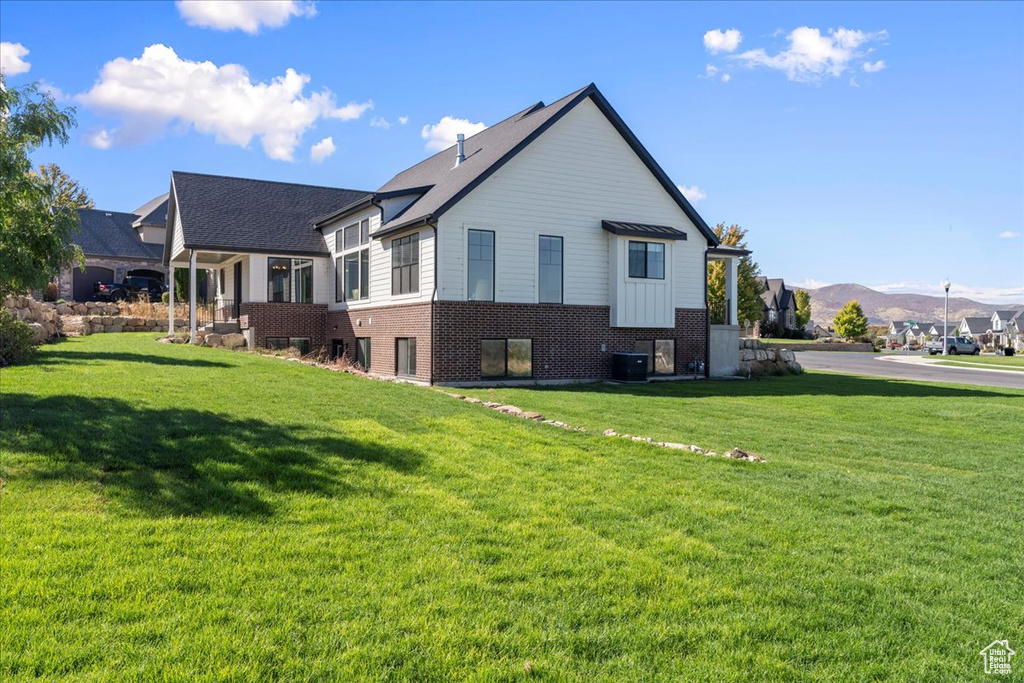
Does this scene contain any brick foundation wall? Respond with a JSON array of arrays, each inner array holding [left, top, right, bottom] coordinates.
[[326, 302, 433, 382], [432, 302, 708, 383], [239, 302, 327, 351]]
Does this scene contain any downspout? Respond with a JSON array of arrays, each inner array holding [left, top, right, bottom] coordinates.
[[429, 220, 439, 385], [703, 247, 710, 379]]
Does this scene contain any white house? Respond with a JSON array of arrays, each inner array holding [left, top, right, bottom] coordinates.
[[163, 84, 744, 383]]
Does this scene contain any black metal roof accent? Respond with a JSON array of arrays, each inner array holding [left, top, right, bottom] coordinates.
[[601, 220, 688, 240], [76, 209, 165, 260]]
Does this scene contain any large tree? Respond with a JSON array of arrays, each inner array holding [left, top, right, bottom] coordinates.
[[834, 300, 869, 339], [0, 78, 85, 298], [707, 223, 765, 326], [35, 163, 94, 209], [795, 289, 812, 328]]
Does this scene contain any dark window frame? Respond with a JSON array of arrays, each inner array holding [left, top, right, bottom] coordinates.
[[356, 337, 371, 370], [538, 234, 563, 304], [634, 339, 675, 375], [467, 229, 495, 302], [627, 241, 665, 280], [266, 337, 289, 350], [391, 234, 420, 296], [480, 338, 533, 379], [268, 257, 313, 303], [396, 337, 417, 377], [289, 337, 312, 356]]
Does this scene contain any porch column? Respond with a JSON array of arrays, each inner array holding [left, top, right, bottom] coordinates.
[[168, 265, 175, 336], [724, 257, 738, 326], [189, 250, 198, 343]]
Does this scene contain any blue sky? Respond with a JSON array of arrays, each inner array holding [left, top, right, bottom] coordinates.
[[2, 1, 1022, 303]]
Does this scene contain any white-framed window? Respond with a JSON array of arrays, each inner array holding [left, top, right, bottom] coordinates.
[[335, 219, 370, 302]]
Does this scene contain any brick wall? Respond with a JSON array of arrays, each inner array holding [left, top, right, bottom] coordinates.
[[432, 302, 707, 383], [239, 302, 327, 351], [326, 302, 433, 382]]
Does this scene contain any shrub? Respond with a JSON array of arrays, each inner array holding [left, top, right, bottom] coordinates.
[[161, 291, 170, 304], [43, 282, 59, 302], [0, 309, 36, 365]]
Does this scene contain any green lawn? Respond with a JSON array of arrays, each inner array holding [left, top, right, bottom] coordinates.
[[934, 354, 1024, 372], [2, 335, 1023, 681]]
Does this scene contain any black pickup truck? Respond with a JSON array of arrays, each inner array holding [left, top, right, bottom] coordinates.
[[93, 276, 167, 302]]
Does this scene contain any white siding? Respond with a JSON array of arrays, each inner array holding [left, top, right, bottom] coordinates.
[[322, 209, 435, 312], [170, 203, 186, 263], [437, 98, 707, 312]]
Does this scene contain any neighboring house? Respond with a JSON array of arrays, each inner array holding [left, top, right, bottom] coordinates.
[[757, 277, 797, 329], [59, 193, 170, 301], [957, 317, 992, 339], [905, 322, 936, 344], [164, 83, 746, 383], [885, 320, 912, 345], [927, 322, 958, 338], [990, 309, 1022, 347]]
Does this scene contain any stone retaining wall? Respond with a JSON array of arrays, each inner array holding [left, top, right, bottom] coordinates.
[[739, 338, 803, 375], [2, 296, 180, 342]]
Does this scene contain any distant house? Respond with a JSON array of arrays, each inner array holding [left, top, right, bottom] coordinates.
[[58, 193, 169, 301], [885, 320, 912, 345], [905, 322, 936, 344], [957, 317, 992, 339], [990, 309, 1022, 347], [927, 322, 958, 338], [757, 277, 797, 329]]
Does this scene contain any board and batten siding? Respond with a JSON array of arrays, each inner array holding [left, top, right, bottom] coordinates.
[[323, 209, 435, 312], [436, 97, 707, 316]]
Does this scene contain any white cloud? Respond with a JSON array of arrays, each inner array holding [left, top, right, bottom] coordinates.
[[398, 116, 409, 125], [704, 29, 742, 54], [85, 129, 112, 149], [370, 116, 390, 129], [176, 0, 316, 34], [1000, 231, 1021, 239], [871, 282, 1024, 305], [862, 60, 886, 73], [677, 184, 707, 203], [721, 73, 732, 83], [77, 44, 371, 161], [734, 26, 888, 83], [791, 278, 833, 290], [705, 64, 719, 77], [0, 42, 31, 76], [421, 116, 487, 152], [309, 136, 335, 163]]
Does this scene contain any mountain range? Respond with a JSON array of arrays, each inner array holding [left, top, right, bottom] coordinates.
[[799, 283, 1023, 326]]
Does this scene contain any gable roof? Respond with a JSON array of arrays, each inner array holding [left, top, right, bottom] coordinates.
[[132, 193, 169, 228], [993, 309, 1021, 321], [759, 278, 793, 311], [373, 83, 719, 245], [169, 171, 371, 258], [76, 209, 164, 260], [959, 317, 992, 332]]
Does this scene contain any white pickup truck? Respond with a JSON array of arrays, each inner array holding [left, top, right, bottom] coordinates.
[[923, 336, 981, 356]]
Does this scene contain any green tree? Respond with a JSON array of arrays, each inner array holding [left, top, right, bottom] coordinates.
[[35, 163, 94, 209], [833, 300, 868, 339], [707, 223, 765, 326], [795, 289, 812, 328], [0, 78, 85, 297]]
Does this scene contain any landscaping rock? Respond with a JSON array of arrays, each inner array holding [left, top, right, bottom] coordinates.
[[205, 333, 223, 347], [27, 322, 47, 344], [222, 333, 246, 350]]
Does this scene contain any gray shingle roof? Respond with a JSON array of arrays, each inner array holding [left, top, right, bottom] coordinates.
[[170, 172, 371, 256], [75, 209, 164, 260], [374, 83, 719, 245], [132, 193, 169, 227], [601, 220, 687, 240], [994, 310, 1021, 321], [959, 317, 992, 333]]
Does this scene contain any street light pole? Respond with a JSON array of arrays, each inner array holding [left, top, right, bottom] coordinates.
[[942, 279, 951, 355]]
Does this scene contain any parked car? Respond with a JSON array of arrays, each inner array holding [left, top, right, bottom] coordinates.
[[923, 337, 981, 355], [902, 340, 921, 351], [93, 276, 167, 302]]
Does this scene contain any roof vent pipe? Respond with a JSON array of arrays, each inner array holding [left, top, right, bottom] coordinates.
[[455, 133, 465, 166]]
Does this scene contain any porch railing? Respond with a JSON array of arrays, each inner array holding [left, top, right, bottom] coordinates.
[[708, 298, 731, 325], [194, 299, 237, 327]]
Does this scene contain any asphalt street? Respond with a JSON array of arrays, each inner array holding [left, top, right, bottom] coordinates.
[[796, 352, 1024, 390]]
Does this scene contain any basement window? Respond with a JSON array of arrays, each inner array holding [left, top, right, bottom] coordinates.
[[481, 339, 532, 379]]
